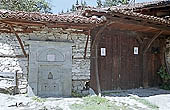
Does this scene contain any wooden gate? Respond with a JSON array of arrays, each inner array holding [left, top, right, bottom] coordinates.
[[90, 29, 162, 92]]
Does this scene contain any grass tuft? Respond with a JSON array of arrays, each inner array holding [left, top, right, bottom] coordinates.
[[130, 96, 159, 110], [70, 96, 129, 110], [32, 96, 46, 103]]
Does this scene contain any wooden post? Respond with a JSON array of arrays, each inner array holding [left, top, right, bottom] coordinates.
[[142, 53, 149, 88], [95, 44, 101, 96], [142, 31, 163, 88], [14, 70, 19, 94], [84, 30, 90, 59]]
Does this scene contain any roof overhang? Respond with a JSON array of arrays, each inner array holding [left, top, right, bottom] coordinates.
[[0, 10, 106, 34], [84, 8, 170, 36]]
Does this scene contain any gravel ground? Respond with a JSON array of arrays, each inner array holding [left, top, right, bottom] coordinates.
[[0, 88, 169, 110]]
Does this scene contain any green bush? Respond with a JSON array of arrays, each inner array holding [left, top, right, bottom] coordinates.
[[157, 66, 170, 90]]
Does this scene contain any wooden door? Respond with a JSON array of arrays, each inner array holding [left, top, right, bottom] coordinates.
[[99, 32, 141, 90], [90, 30, 163, 92], [90, 30, 143, 91]]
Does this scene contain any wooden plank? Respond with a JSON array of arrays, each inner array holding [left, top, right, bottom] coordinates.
[[0, 29, 33, 33], [95, 44, 101, 96], [98, 33, 113, 90], [0, 20, 45, 26]]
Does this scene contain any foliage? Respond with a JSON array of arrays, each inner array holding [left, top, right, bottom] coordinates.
[[70, 96, 129, 110], [157, 66, 170, 90], [76, 0, 79, 5], [70, 4, 76, 12], [72, 91, 87, 97], [122, 0, 129, 4], [130, 96, 159, 110], [32, 96, 46, 103], [97, 0, 102, 7], [0, 0, 51, 13], [81, 0, 87, 6], [104, 0, 120, 7], [102, 0, 129, 7], [70, 0, 87, 12]]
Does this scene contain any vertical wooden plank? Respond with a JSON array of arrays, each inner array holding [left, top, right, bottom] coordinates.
[[98, 30, 113, 90], [95, 44, 101, 95], [112, 32, 119, 89]]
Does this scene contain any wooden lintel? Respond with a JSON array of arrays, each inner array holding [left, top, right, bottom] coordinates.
[[109, 15, 170, 33], [84, 30, 90, 59], [9, 25, 28, 57], [144, 31, 163, 53]]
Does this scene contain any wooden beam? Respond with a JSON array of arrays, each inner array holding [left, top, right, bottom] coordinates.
[[84, 30, 90, 59], [0, 19, 45, 27], [86, 10, 170, 33], [144, 31, 163, 53], [109, 15, 170, 33], [9, 25, 28, 57], [0, 29, 33, 33]]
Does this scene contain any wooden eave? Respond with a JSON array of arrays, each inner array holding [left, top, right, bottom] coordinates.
[[108, 15, 170, 35], [85, 10, 170, 36], [0, 18, 103, 34], [134, 4, 170, 12]]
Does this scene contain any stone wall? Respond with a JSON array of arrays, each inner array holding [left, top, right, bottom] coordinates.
[[0, 28, 91, 94], [166, 38, 170, 67]]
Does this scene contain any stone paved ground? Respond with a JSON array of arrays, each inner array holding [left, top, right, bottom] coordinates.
[[0, 88, 169, 110]]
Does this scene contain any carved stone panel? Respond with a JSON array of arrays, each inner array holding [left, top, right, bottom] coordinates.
[[27, 41, 72, 97]]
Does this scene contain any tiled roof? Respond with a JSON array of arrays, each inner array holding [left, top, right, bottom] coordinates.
[[111, 8, 170, 24], [128, 0, 170, 10], [108, 0, 170, 10], [85, 7, 170, 25], [0, 10, 105, 24], [0, 0, 170, 27]]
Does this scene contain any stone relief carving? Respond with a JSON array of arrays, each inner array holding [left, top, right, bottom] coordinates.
[[37, 48, 65, 62]]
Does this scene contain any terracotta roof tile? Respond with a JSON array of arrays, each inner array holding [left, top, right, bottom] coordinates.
[[109, 0, 170, 10], [85, 7, 170, 25], [1, 1, 170, 27], [0, 10, 106, 24]]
